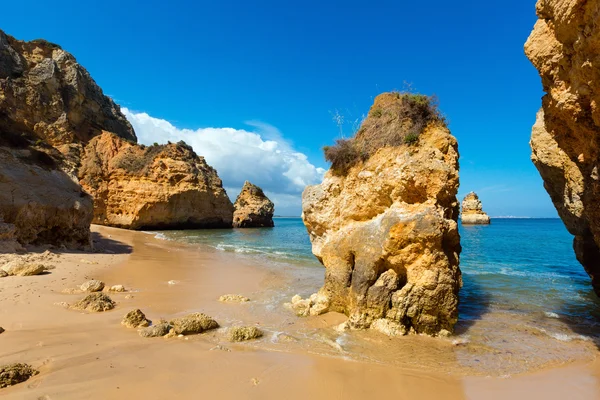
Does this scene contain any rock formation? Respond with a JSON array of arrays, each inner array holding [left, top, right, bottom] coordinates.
[[0, 29, 234, 240], [525, 0, 600, 295], [461, 192, 491, 224], [232, 181, 274, 228], [78, 132, 233, 229], [299, 92, 461, 336]]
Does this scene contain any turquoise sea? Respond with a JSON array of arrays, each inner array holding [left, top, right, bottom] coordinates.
[[153, 217, 600, 374]]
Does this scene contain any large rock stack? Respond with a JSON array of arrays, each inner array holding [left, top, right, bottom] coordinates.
[[298, 92, 462, 336], [525, 0, 600, 295]]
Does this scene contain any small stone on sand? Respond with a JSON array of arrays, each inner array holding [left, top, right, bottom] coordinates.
[[169, 313, 219, 335], [122, 309, 151, 328], [219, 294, 250, 303], [228, 326, 263, 342], [109, 285, 126, 292], [0, 363, 39, 388], [80, 280, 105, 292], [139, 322, 171, 338], [71, 293, 115, 312]]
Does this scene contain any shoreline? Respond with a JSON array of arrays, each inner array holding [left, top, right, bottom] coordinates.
[[1, 225, 599, 399]]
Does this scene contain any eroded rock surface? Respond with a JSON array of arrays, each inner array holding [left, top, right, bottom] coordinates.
[[80, 279, 104, 292], [525, 0, 600, 295], [138, 322, 171, 338], [228, 326, 263, 342], [461, 192, 490, 225], [233, 181, 274, 228], [169, 313, 219, 335], [0, 29, 135, 248], [79, 132, 234, 229], [299, 93, 461, 336], [0, 29, 233, 240], [71, 293, 115, 312], [0, 364, 39, 388], [122, 309, 151, 329], [219, 294, 250, 303]]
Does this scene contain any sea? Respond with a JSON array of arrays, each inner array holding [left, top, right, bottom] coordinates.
[[151, 217, 600, 376]]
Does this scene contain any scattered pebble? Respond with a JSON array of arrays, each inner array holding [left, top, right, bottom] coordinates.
[[125, 294, 134, 299], [0, 327, 4, 334], [167, 280, 177, 285], [251, 378, 260, 386]]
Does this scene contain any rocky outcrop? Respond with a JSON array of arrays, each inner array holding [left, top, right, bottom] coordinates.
[[0, 142, 93, 249], [0, 30, 135, 146], [299, 92, 461, 336], [461, 192, 491, 225], [78, 132, 233, 229], [525, 0, 600, 296], [0, 363, 39, 388], [0, 29, 234, 241], [0, 29, 134, 248], [232, 181, 274, 228]]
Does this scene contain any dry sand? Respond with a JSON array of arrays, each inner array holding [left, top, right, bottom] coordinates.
[[1, 225, 599, 399]]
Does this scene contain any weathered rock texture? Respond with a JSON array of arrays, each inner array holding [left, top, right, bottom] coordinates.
[[232, 181, 274, 228], [0, 29, 134, 248], [0, 29, 233, 240], [0, 363, 39, 388], [78, 132, 233, 229], [300, 93, 461, 336], [461, 192, 491, 225], [525, 0, 600, 296]]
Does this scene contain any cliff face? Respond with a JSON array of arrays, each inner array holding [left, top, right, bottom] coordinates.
[[79, 132, 233, 229], [233, 181, 274, 228], [0, 30, 234, 239], [300, 93, 461, 336], [525, 0, 600, 295], [0, 30, 135, 146], [461, 192, 490, 225], [0, 143, 92, 249]]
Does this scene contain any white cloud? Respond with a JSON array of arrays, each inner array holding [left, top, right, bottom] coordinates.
[[122, 109, 325, 216]]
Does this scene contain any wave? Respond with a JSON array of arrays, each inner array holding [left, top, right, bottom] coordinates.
[[538, 328, 591, 342], [142, 231, 170, 241], [462, 267, 571, 280]]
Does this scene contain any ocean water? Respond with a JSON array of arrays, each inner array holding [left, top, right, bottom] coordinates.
[[153, 217, 600, 375]]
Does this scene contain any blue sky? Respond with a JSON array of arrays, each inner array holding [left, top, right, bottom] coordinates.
[[1, 0, 556, 217]]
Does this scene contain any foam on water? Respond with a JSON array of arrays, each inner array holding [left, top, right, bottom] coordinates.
[[154, 217, 600, 375]]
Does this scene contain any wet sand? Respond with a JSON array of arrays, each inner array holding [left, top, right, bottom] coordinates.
[[1, 226, 599, 399]]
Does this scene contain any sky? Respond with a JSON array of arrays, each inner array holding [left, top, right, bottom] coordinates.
[[0, 0, 556, 217]]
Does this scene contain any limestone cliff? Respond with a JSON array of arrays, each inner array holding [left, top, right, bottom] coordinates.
[[79, 132, 233, 229], [233, 181, 274, 228], [298, 93, 461, 336], [0, 142, 92, 249], [0, 29, 234, 238], [0, 30, 135, 146], [461, 192, 491, 225], [525, 0, 600, 295]]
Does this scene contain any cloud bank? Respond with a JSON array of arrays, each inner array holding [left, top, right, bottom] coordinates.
[[122, 109, 325, 216]]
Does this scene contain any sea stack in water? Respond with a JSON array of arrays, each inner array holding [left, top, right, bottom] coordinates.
[[0, 29, 233, 235], [461, 192, 490, 225], [232, 181, 274, 228], [525, 0, 600, 296], [299, 92, 461, 336]]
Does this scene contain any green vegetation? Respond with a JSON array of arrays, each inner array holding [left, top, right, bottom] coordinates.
[[323, 92, 445, 176]]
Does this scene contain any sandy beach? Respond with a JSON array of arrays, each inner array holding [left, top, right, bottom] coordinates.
[[0, 225, 598, 399]]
